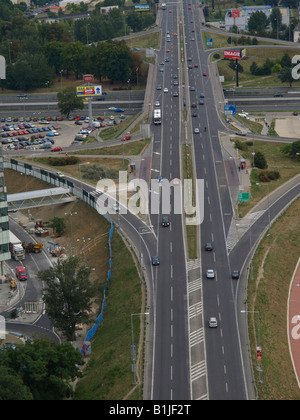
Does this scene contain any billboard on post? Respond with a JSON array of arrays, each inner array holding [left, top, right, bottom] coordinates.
[[76, 85, 102, 96], [224, 49, 242, 60]]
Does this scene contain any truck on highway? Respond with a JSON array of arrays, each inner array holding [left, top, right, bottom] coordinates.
[[16, 266, 27, 281], [9, 231, 25, 261]]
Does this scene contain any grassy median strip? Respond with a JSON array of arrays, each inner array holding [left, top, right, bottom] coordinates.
[[182, 144, 197, 260]]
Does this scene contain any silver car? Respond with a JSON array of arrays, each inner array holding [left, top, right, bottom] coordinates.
[[206, 269, 215, 279], [208, 317, 218, 328]]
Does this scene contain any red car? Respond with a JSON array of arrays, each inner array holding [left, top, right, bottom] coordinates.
[[121, 134, 131, 141], [203, 72, 207, 76], [47, 117, 52, 121], [51, 146, 62, 152], [57, 116, 63, 121]]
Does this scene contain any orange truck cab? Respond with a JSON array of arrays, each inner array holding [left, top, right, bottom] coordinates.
[[16, 266, 27, 281]]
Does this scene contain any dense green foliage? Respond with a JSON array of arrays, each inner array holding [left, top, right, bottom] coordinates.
[[0, 0, 154, 89], [0, 338, 83, 400], [38, 256, 97, 341]]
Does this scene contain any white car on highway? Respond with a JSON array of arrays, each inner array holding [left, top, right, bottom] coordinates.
[[163, 88, 168, 93], [206, 269, 215, 279]]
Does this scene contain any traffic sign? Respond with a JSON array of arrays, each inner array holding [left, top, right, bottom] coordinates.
[[76, 85, 102, 96], [257, 346, 262, 361], [238, 192, 250, 202], [224, 104, 236, 115]]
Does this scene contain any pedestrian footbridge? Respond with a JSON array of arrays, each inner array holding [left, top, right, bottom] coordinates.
[[7, 187, 76, 211]]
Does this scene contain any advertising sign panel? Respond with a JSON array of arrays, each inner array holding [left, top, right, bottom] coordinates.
[[224, 49, 241, 60], [76, 85, 102, 96]]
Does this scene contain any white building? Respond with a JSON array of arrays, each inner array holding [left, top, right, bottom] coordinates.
[[293, 22, 300, 42], [224, 5, 290, 32]]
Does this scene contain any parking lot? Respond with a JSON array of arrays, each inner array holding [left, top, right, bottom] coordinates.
[[1, 113, 129, 152]]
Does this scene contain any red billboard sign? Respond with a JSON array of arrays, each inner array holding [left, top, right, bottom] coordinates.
[[232, 9, 240, 17], [84, 74, 94, 82], [224, 49, 241, 60]]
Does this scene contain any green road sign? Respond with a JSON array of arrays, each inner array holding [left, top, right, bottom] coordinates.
[[238, 192, 250, 202]]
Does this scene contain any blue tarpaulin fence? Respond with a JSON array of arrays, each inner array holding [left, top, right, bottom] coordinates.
[[81, 222, 114, 354]]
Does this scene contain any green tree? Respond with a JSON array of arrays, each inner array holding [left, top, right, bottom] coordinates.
[[248, 10, 268, 33], [254, 151, 267, 169], [281, 139, 300, 158], [270, 7, 282, 33], [6, 53, 54, 91], [0, 366, 33, 400], [278, 66, 294, 87], [38, 256, 96, 341], [0, 339, 83, 400], [47, 216, 66, 236], [57, 86, 84, 117]]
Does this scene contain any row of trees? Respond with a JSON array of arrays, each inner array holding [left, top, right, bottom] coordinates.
[[0, 0, 153, 90], [3, 39, 142, 90], [249, 53, 297, 86]]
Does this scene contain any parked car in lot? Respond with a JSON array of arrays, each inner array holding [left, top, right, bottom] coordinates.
[[51, 146, 62, 152], [39, 143, 51, 149]]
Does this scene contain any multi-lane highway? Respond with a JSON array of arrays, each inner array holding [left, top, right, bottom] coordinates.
[[2, 0, 299, 402], [147, 0, 248, 400]]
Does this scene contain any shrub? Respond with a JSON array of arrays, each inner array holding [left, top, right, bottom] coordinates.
[[234, 139, 248, 151], [258, 170, 270, 183], [266, 170, 280, 180], [258, 170, 280, 182], [254, 151, 267, 169], [47, 156, 79, 166]]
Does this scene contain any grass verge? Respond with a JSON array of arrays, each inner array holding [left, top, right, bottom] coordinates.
[[247, 197, 300, 399]]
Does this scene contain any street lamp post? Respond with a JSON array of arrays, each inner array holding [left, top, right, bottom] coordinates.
[[45, 81, 50, 111], [130, 312, 149, 384], [64, 211, 77, 256]]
